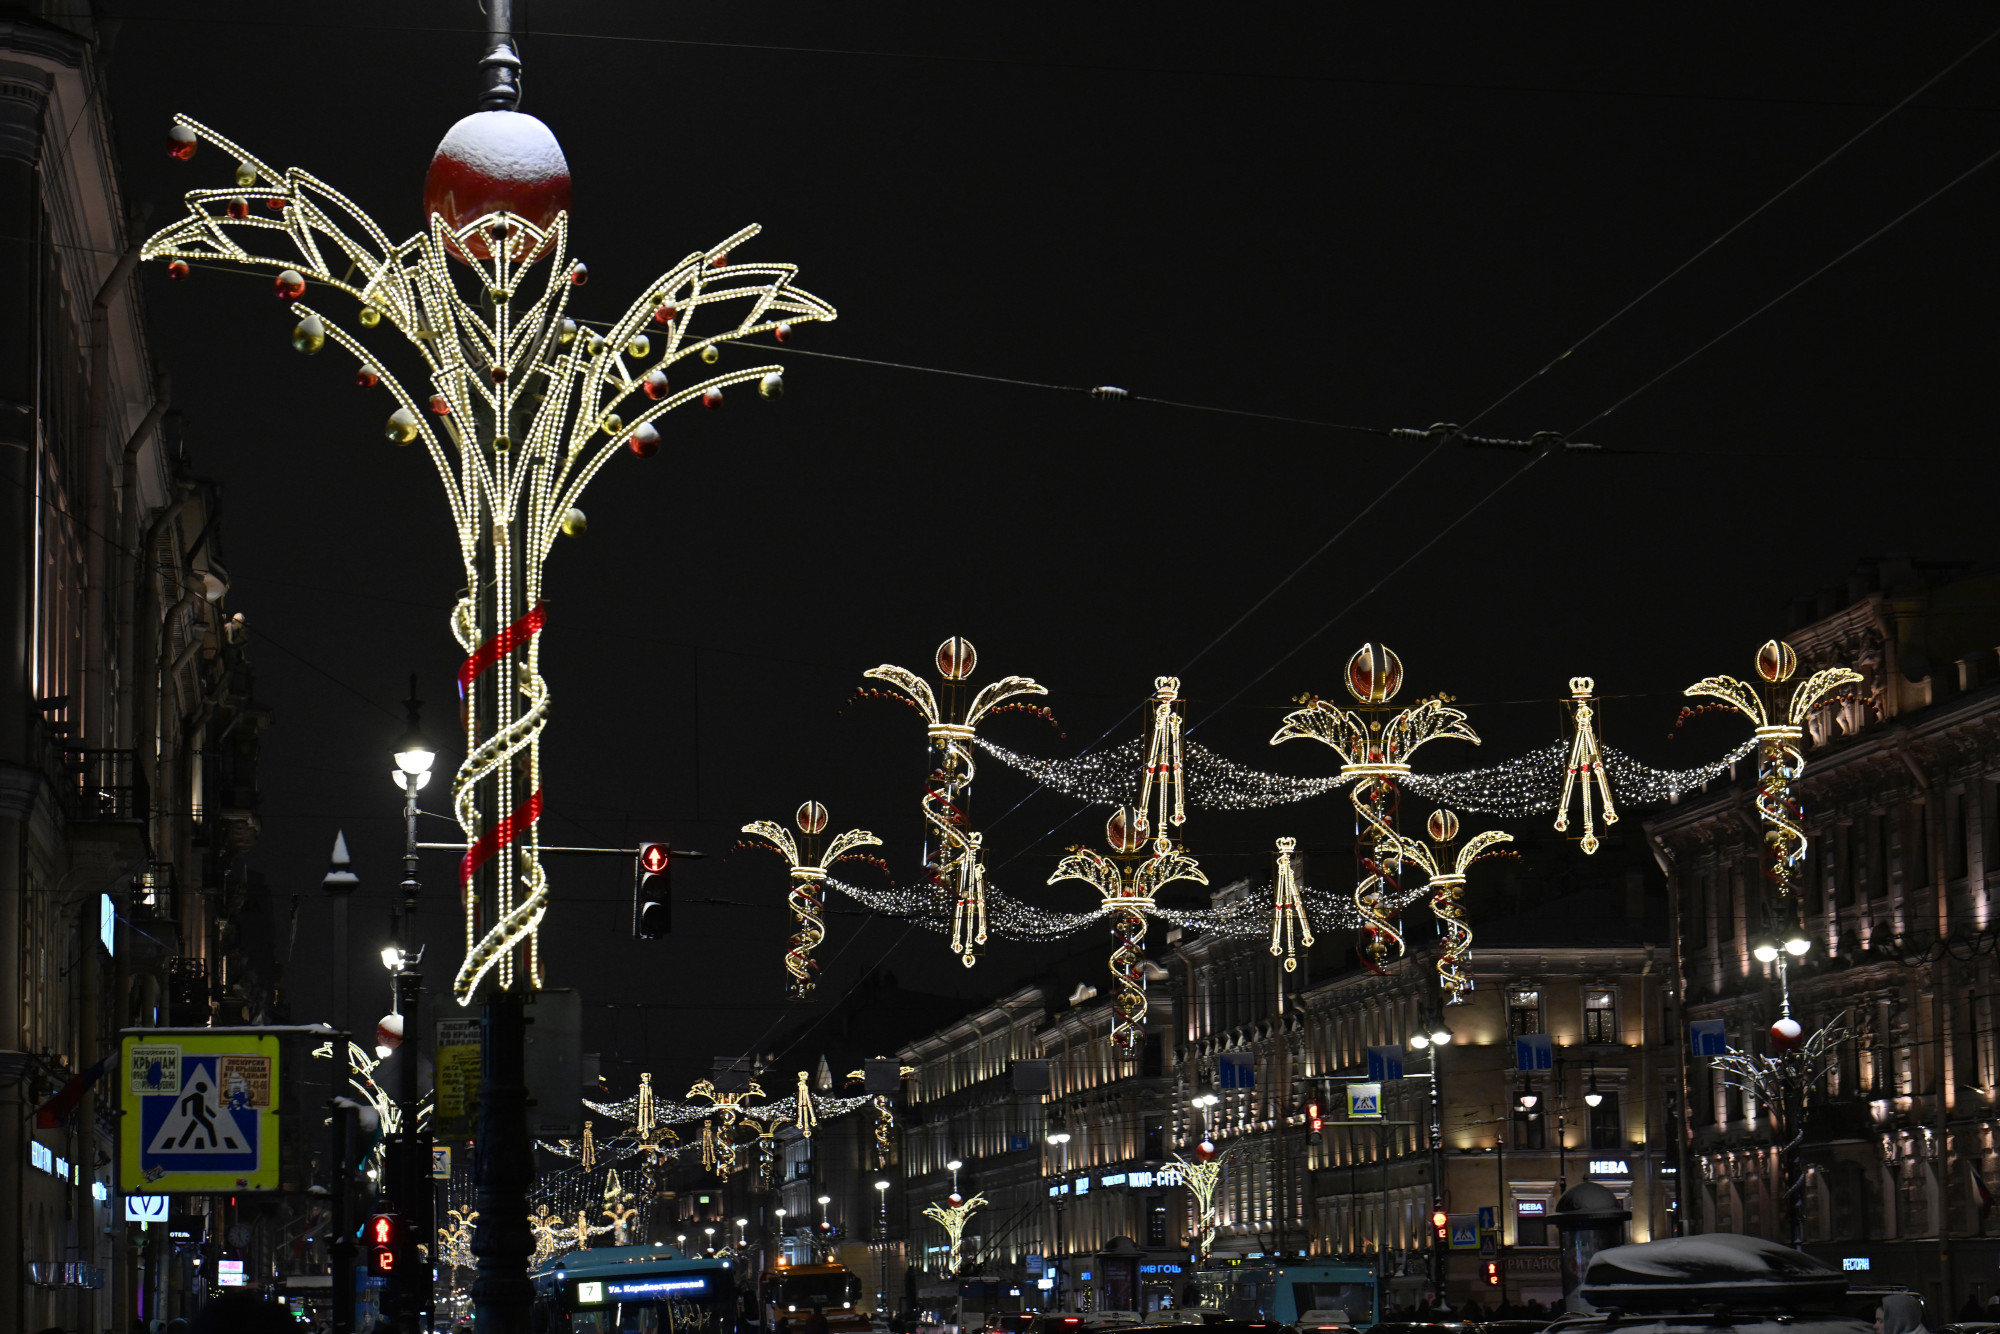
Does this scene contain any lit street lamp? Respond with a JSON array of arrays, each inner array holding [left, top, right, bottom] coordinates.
[[383, 677, 433, 1329], [1409, 1019, 1451, 1291], [874, 1179, 891, 1311]]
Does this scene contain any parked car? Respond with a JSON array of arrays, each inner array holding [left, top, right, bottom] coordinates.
[[1296, 1312, 1351, 1330], [1547, 1233, 1873, 1334]]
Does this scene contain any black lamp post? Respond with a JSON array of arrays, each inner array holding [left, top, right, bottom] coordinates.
[[388, 677, 435, 1328]]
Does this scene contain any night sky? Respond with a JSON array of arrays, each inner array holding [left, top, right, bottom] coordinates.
[[101, 5, 2000, 1090]]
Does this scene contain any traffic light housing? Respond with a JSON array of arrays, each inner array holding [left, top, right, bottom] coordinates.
[[1306, 1102, 1323, 1134], [365, 1213, 400, 1276], [1430, 1208, 1448, 1243], [636, 842, 671, 937], [1483, 1260, 1501, 1287]]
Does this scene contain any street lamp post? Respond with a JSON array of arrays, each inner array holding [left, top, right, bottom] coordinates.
[[1409, 1019, 1452, 1297], [874, 1179, 891, 1313], [1045, 1132, 1070, 1308], [389, 679, 434, 1327]]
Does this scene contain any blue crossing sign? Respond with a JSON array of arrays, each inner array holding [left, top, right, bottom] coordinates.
[[1447, 1214, 1479, 1250]]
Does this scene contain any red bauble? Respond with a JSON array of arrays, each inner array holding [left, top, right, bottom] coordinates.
[[652, 302, 678, 326], [628, 423, 660, 457], [166, 260, 190, 281], [709, 251, 728, 269], [569, 261, 589, 286], [225, 199, 249, 220], [423, 111, 572, 262], [356, 365, 380, 390], [375, 1013, 404, 1051], [266, 197, 287, 212], [490, 366, 508, 384], [1196, 1140, 1217, 1162], [642, 370, 671, 401], [1769, 1017, 1804, 1053], [947, 1192, 964, 1207], [274, 269, 306, 301], [701, 387, 724, 410], [167, 124, 198, 160], [774, 322, 793, 343], [429, 394, 451, 416]]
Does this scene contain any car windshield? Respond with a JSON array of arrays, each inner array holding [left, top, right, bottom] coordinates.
[[774, 1273, 863, 1309]]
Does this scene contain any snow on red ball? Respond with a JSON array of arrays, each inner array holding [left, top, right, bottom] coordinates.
[[652, 302, 678, 326], [225, 199, 249, 220], [274, 270, 306, 301], [166, 260, 190, 281], [701, 387, 724, 410], [628, 423, 660, 457], [1769, 1017, 1804, 1053], [357, 365, 380, 389], [167, 125, 198, 160], [774, 322, 792, 343], [423, 111, 572, 263], [642, 370, 670, 401]]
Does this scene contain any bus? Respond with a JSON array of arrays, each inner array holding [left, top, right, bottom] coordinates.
[[532, 1245, 741, 1334], [1187, 1262, 1379, 1327], [758, 1261, 869, 1334]]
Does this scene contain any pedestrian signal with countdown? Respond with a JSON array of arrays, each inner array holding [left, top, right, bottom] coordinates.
[[1430, 1208, 1448, 1243], [365, 1213, 400, 1276], [636, 842, 671, 937], [1306, 1102, 1323, 1134], [1483, 1260, 1501, 1287]]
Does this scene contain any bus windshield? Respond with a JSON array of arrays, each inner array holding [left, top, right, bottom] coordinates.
[[770, 1271, 863, 1311], [535, 1251, 739, 1334]]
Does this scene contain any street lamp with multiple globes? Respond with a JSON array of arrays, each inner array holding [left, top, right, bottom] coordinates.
[[139, 4, 833, 1327], [1408, 1019, 1452, 1291]]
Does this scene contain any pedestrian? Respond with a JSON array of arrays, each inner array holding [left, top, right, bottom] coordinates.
[[1876, 1294, 1930, 1334]]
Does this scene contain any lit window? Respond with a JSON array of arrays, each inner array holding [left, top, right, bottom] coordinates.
[[1508, 989, 1543, 1039], [1583, 989, 1617, 1044]]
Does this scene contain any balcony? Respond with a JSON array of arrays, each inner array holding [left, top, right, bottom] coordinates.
[[62, 749, 144, 823]]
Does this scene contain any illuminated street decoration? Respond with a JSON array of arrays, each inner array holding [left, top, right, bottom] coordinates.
[[1268, 837, 1314, 972], [1684, 640, 1861, 896], [1133, 677, 1187, 838], [794, 1070, 819, 1137], [600, 1170, 639, 1245], [1170, 1140, 1257, 1262], [922, 1192, 989, 1277], [742, 801, 882, 997], [864, 638, 1047, 966], [847, 1063, 917, 1169], [141, 115, 833, 1004], [688, 1077, 765, 1178], [1397, 809, 1512, 1004], [1271, 644, 1479, 966], [1553, 677, 1617, 854]]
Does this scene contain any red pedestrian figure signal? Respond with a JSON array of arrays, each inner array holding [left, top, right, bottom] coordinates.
[[1430, 1209, 1448, 1242], [366, 1213, 400, 1276], [1306, 1102, 1323, 1134]]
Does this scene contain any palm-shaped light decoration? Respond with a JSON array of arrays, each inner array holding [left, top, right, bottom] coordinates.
[[688, 1076, 765, 1178], [1050, 679, 1207, 1051], [846, 1062, 917, 1169], [1170, 1140, 1257, 1262], [1685, 640, 1861, 897], [922, 1191, 989, 1277], [864, 637, 1047, 966], [742, 801, 882, 997], [142, 112, 833, 1005], [1397, 809, 1512, 1004], [1554, 676, 1618, 854], [1271, 644, 1479, 966]]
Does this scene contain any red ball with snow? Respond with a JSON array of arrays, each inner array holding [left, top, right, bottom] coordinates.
[[424, 111, 571, 262], [1769, 1017, 1803, 1053]]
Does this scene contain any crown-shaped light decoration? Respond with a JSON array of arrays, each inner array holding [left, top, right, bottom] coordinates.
[[1685, 640, 1862, 896], [1269, 837, 1314, 972], [1272, 644, 1479, 967], [1554, 676, 1618, 853], [143, 115, 835, 1005], [864, 638, 1047, 966], [742, 802, 882, 997], [922, 1191, 989, 1277], [1397, 808, 1512, 1004]]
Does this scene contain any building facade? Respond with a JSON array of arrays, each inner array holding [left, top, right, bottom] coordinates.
[[1650, 560, 2000, 1310], [1, 9, 266, 1328]]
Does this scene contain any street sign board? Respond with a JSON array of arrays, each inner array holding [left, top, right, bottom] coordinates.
[[1478, 1229, 1498, 1258], [1477, 1205, 1495, 1230], [1366, 1045, 1404, 1082], [1346, 1082, 1382, 1118], [119, 1031, 281, 1193], [1447, 1215, 1479, 1250], [434, 1019, 483, 1140], [123, 1194, 170, 1223], [431, 1146, 453, 1181]]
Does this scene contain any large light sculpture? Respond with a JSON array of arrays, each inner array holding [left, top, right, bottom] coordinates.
[[1050, 679, 1207, 1050], [688, 1076, 766, 1178], [1684, 640, 1860, 896], [1553, 676, 1617, 853], [140, 15, 832, 1322], [1271, 644, 1479, 967], [864, 637, 1047, 966], [1268, 836, 1314, 972], [923, 1191, 989, 1277], [1397, 808, 1512, 1004], [742, 801, 882, 996]]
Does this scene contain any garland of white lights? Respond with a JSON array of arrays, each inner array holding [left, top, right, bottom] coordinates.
[[142, 116, 834, 1004], [981, 734, 1756, 820]]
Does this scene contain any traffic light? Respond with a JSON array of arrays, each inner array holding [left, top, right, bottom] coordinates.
[[1430, 1207, 1448, 1243], [1483, 1260, 1501, 1287], [1306, 1102, 1323, 1134], [365, 1213, 400, 1276], [636, 842, 671, 937]]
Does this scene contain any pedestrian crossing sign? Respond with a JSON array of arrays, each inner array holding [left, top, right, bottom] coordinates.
[[120, 1032, 281, 1193]]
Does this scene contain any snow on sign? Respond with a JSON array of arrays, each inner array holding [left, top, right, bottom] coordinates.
[[119, 1032, 281, 1193]]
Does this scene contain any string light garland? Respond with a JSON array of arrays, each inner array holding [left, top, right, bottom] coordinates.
[[1684, 640, 1861, 896], [1272, 644, 1480, 968], [864, 637, 1048, 967], [741, 801, 883, 997], [1400, 737, 1756, 815], [1554, 676, 1617, 853], [976, 736, 1348, 810], [141, 114, 833, 1004]]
